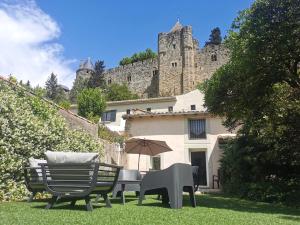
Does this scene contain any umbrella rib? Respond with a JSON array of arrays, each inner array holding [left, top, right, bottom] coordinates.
[[146, 144, 155, 156], [147, 140, 172, 151], [125, 142, 142, 154]]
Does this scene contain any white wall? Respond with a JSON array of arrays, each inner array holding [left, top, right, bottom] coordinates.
[[102, 89, 206, 132], [126, 115, 233, 188]]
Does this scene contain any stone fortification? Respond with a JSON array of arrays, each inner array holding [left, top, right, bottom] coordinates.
[[75, 21, 229, 98], [103, 58, 159, 98]]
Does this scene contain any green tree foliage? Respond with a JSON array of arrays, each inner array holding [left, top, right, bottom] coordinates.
[[45, 73, 59, 100], [33, 85, 46, 98], [119, 48, 157, 66], [201, 0, 300, 205], [77, 88, 106, 122], [88, 60, 106, 89], [45, 73, 69, 104], [105, 83, 139, 101], [0, 80, 103, 201], [205, 27, 222, 46], [70, 76, 88, 103]]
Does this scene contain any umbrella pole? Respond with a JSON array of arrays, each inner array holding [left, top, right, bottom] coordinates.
[[138, 153, 141, 171]]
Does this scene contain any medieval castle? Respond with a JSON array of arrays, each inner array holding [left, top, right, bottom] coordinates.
[[76, 21, 229, 98]]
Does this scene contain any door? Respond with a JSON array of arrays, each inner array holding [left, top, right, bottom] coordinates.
[[191, 151, 207, 186]]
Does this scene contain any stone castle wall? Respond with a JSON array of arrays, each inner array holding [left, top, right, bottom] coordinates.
[[76, 23, 229, 98], [103, 58, 159, 98], [194, 44, 229, 84]]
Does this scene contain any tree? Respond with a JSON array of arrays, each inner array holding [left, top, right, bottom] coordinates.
[[33, 85, 46, 98], [70, 76, 88, 103], [119, 48, 157, 66], [25, 80, 31, 90], [45, 73, 59, 100], [201, 0, 300, 205], [87, 60, 106, 89], [77, 88, 106, 122], [205, 27, 222, 46], [105, 83, 139, 101]]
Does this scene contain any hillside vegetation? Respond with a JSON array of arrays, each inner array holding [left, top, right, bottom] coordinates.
[[0, 80, 103, 201]]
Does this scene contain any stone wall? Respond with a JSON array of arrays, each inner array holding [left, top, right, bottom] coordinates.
[[58, 109, 128, 165], [97, 23, 229, 98], [103, 58, 159, 98], [194, 44, 229, 84]]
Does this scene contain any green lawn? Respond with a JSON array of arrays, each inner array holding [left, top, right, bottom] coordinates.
[[0, 194, 299, 225]]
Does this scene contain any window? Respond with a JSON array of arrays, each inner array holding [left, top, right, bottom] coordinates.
[[108, 79, 112, 85], [171, 62, 177, 67], [211, 54, 217, 61], [191, 105, 196, 110], [168, 106, 173, 112], [101, 110, 117, 122], [153, 70, 158, 76], [127, 76, 131, 82], [150, 155, 161, 170], [189, 119, 206, 139], [146, 108, 151, 112], [173, 44, 176, 49], [126, 109, 130, 115]]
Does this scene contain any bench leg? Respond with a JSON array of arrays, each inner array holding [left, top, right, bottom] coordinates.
[[45, 196, 58, 209], [27, 192, 36, 202], [70, 200, 76, 207], [94, 194, 101, 203], [85, 196, 93, 211], [188, 186, 196, 207], [103, 194, 112, 208]]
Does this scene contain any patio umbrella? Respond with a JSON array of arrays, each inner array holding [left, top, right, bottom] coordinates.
[[124, 138, 173, 170]]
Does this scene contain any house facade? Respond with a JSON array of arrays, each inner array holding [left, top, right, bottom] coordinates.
[[101, 90, 235, 188]]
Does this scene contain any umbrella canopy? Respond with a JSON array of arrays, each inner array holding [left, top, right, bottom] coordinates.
[[124, 138, 173, 170]]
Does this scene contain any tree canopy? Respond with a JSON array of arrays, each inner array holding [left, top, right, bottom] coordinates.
[[105, 83, 139, 101], [77, 88, 106, 122], [201, 0, 300, 205], [87, 60, 106, 89], [119, 48, 157, 66], [205, 27, 222, 46], [45, 73, 69, 104]]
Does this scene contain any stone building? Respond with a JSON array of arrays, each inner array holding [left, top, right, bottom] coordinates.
[[76, 21, 229, 98], [76, 57, 95, 79]]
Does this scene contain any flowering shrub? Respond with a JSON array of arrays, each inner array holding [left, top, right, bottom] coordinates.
[[0, 81, 103, 201]]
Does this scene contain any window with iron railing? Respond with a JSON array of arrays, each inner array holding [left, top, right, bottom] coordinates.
[[188, 119, 206, 139]]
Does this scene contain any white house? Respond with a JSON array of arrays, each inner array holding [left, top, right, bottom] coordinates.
[[101, 90, 235, 188]]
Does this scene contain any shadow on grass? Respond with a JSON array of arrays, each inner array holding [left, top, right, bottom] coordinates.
[[189, 194, 300, 218], [32, 202, 106, 211]]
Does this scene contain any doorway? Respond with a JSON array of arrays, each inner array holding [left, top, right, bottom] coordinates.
[[190, 151, 207, 186]]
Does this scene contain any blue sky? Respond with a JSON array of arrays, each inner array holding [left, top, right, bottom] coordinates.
[[37, 0, 253, 69], [0, 0, 254, 87]]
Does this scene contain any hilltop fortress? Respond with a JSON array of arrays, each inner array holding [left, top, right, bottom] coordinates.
[[76, 21, 229, 98]]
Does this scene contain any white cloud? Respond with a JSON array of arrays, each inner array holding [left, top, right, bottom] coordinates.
[[0, 0, 76, 88]]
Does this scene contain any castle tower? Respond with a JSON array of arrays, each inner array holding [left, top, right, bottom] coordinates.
[[76, 57, 95, 79], [181, 26, 195, 93], [158, 21, 196, 96]]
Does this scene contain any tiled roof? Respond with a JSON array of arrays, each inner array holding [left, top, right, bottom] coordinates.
[[107, 96, 176, 106], [123, 110, 212, 120]]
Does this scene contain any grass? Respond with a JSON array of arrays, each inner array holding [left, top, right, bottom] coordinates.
[[0, 194, 299, 225]]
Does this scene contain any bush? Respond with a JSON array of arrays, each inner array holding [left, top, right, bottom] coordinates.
[[77, 88, 106, 123], [119, 48, 157, 66], [220, 134, 300, 206], [0, 80, 103, 201], [105, 83, 139, 101]]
